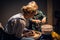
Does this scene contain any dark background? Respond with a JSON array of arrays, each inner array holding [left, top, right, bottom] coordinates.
[[53, 0, 60, 34]]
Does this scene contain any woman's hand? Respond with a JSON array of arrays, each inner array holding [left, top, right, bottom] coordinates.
[[35, 20, 41, 24], [32, 20, 41, 24]]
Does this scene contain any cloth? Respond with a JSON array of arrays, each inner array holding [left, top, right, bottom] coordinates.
[[28, 10, 46, 31], [39, 34, 53, 40], [4, 13, 26, 38], [21, 37, 34, 40]]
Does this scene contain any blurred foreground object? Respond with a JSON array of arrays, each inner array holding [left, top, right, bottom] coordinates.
[[22, 30, 41, 39], [51, 32, 60, 40], [40, 24, 60, 40]]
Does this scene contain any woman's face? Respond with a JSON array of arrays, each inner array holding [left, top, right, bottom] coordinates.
[[25, 10, 37, 18]]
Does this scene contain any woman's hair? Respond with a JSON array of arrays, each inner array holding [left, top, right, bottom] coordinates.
[[21, 1, 38, 14]]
